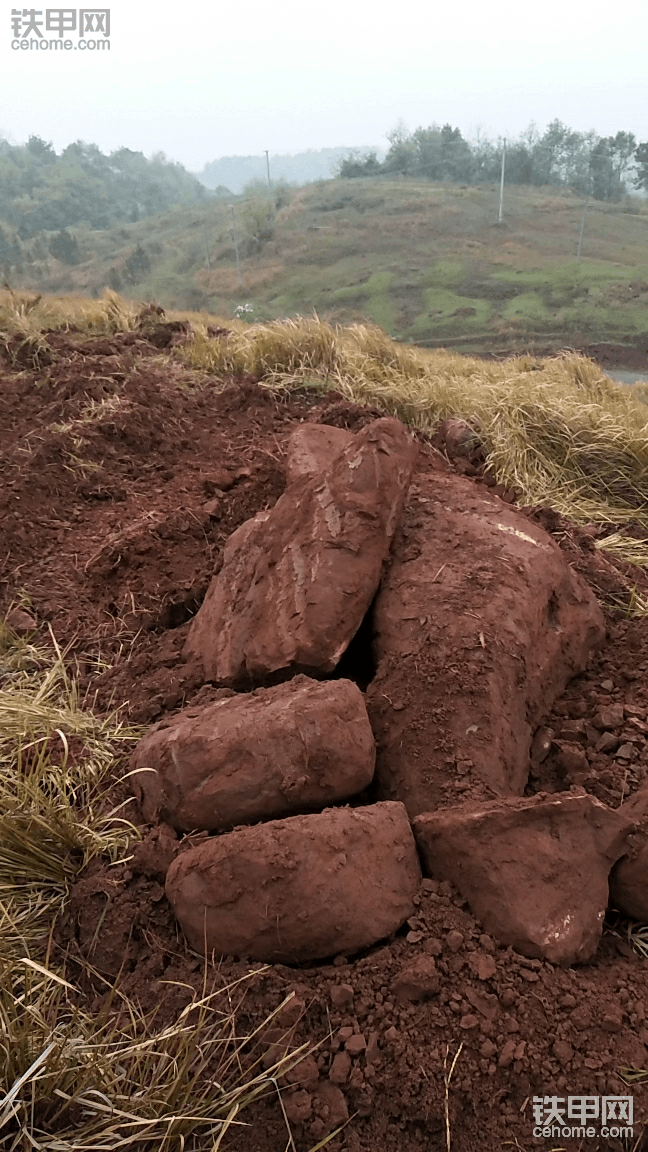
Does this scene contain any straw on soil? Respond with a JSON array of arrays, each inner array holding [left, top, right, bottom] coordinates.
[[0, 624, 139, 953], [177, 316, 648, 554], [3, 289, 648, 556]]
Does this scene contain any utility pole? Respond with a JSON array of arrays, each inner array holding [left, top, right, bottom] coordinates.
[[576, 197, 588, 262], [202, 221, 211, 272], [577, 150, 592, 263], [264, 150, 276, 232], [498, 139, 506, 224], [228, 204, 242, 287]]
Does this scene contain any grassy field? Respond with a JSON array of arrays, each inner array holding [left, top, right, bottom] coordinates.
[[8, 179, 648, 349]]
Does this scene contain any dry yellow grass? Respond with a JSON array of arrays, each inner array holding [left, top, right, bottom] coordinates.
[[0, 287, 141, 337], [178, 315, 648, 546]]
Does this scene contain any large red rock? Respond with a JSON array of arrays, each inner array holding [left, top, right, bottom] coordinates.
[[183, 417, 417, 686], [367, 470, 605, 815], [413, 791, 633, 964], [285, 423, 353, 484], [129, 676, 375, 833], [165, 801, 421, 963]]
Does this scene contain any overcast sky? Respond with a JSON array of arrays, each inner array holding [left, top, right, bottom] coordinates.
[[1, 0, 647, 171]]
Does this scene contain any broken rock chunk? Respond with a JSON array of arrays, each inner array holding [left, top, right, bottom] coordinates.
[[592, 703, 625, 730], [165, 801, 421, 963], [413, 791, 633, 964], [285, 423, 353, 485], [183, 417, 417, 686], [609, 819, 648, 920], [367, 471, 605, 816], [392, 955, 439, 1002], [129, 675, 375, 832]]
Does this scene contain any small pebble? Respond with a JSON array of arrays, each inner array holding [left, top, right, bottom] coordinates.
[[345, 1033, 367, 1056], [329, 1051, 352, 1084], [446, 930, 464, 953], [498, 1040, 517, 1068], [330, 984, 354, 1008]]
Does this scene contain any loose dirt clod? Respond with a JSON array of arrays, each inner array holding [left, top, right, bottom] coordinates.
[[165, 801, 421, 962], [130, 675, 375, 831]]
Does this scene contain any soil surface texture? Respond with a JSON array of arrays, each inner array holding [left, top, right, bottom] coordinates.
[[3, 329, 648, 1151]]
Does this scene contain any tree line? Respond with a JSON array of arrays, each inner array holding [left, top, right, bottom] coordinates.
[[0, 135, 207, 238], [339, 120, 648, 200]]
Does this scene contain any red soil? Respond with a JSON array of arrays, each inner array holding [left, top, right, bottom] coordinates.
[[2, 330, 648, 1151]]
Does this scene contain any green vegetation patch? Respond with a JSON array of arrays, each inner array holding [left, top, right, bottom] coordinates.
[[364, 271, 395, 330], [408, 285, 491, 339], [502, 291, 553, 323], [424, 260, 464, 288]]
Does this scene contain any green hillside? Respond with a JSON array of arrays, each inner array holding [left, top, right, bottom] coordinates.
[[6, 177, 648, 349]]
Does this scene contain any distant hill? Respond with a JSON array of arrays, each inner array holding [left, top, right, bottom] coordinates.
[[6, 177, 648, 350], [195, 147, 385, 194]]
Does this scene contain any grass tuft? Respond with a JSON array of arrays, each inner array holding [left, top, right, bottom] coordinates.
[[0, 961, 319, 1149], [0, 287, 140, 339], [0, 627, 140, 959]]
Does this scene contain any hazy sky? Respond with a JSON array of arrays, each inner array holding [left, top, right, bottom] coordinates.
[[1, 0, 647, 171]]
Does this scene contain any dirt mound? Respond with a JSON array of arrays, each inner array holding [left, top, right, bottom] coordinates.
[[3, 331, 648, 1150]]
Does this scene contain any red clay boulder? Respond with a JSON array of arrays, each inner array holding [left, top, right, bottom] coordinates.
[[165, 801, 421, 963], [129, 676, 375, 833], [183, 417, 417, 686], [413, 791, 633, 964], [367, 471, 605, 816], [285, 423, 353, 484]]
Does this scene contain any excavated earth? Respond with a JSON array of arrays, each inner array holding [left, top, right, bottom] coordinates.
[[3, 327, 648, 1151]]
